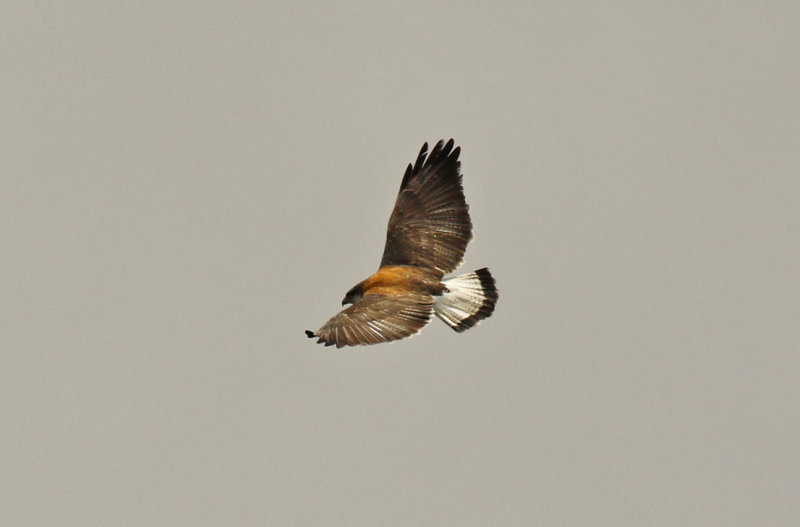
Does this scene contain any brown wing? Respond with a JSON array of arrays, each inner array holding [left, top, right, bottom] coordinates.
[[306, 294, 434, 348], [380, 139, 473, 275]]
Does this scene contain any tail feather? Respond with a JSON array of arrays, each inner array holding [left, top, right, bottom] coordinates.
[[434, 268, 497, 332]]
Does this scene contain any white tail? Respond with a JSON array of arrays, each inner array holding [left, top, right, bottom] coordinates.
[[434, 268, 498, 332]]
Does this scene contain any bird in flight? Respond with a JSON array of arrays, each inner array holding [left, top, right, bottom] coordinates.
[[305, 139, 497, 348]]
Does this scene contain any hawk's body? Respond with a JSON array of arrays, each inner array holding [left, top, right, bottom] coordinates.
[[306, 139, 497, 348]]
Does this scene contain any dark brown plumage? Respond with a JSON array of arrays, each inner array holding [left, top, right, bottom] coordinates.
[[381, 139, 472, 275]]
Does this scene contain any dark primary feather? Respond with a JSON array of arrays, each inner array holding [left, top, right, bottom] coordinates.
[[380, 139, 473, 275]]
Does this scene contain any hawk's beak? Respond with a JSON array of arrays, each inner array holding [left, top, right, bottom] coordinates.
[[341, 298, 349, 306]]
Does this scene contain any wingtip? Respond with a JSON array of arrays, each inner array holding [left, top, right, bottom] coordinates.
[[305, 330, 317, 338], [429, 138, 458, 162]]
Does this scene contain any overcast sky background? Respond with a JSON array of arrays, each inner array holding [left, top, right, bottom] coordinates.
[[3, 2, 799, 525]]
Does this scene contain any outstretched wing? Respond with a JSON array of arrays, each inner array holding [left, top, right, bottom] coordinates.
[[380, 139, 473, 275], [306, 294, 434, 348]]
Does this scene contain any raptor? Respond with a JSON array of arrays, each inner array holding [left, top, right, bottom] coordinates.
[[306, 139, 497, 348]]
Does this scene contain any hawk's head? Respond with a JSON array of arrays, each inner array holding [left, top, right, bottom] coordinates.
[[342, 282, 365, 305]]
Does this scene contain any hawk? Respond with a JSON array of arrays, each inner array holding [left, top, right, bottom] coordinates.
[[305, 139, 497, 348]]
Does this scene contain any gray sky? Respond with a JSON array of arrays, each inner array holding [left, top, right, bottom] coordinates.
[[3, 2, 799, 525]]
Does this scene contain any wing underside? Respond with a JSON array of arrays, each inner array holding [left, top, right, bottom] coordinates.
[[306, 294, 434, 348], [380, 139, 473, 275]]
